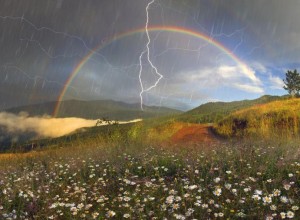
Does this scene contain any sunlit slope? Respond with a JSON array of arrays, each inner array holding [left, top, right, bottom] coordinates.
[[215, 98, 300, 138], [5, 100, 182, 120], [178, 95, 285, 123]]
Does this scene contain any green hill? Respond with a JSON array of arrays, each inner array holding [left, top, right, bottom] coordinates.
[[0, 100, 181, 148], [215, 98, 300, 138], [4, 99, 182, 120], [177, 95, 286, 123]]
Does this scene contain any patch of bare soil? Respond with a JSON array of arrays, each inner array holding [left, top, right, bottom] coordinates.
[[170, 124, 220, 145]]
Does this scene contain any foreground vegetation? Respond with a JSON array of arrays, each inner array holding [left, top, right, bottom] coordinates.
[[1, 97, 300, 219], [0, 136, 299, 219]]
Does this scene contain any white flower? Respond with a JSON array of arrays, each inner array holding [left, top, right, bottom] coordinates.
[[185, 208, 194, 216], [280, 212, 286, 219], [92, 212, 99, 219], [106, 210, 116, 218], [286, 211, 294, 219], [77, 203, 84, 209], [169, 189, 177, 195], [283, 184, 291, 190], [123, 214, 130, 218], [270, 205, 277, 211], [202, 204, 208, 208], [280, 196, 289, 204], [166, 195, 174, 204], [174, 213, 186, 219], [237, 212, 246, 217], [225, 183, 232, 189], [184, 193, 190, 198], [291, 206, 299, 211], [232, 188, 237, 195], [244, 187, 251, 192], [70, 207, 78, 212], [172, 203, 180, 210], [218, 212, 224, 217], [189, 185, 197, 190], [273, 189, 281, 196], [85, 204, 93, 210], [263, 196, 272, 204], [175, 196, 182, 202], [213, 187, 222, 196], [249, 177, 256, 182], [214, 177, 221, 183], [194, 201, 201, 206], [252, 194, 261, 201], [124, 196, 131, 202], [254, 190, 262, 195]]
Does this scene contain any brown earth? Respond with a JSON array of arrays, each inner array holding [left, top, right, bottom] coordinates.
[[170, 124, 219, 145]]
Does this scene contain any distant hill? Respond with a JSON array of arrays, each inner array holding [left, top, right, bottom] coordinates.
[[214, 98, 300, 138], [177, 95, 287, 123], [4, 100, 182, 120]]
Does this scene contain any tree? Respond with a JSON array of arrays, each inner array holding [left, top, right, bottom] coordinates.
[[96, 119, 103, 126], [283, 69, 300, 97]]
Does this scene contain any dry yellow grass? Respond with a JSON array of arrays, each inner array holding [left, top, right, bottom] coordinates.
[[215, 98, 300, 138]]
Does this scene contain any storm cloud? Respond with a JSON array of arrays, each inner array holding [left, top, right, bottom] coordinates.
[[0, 0, 298, 110]]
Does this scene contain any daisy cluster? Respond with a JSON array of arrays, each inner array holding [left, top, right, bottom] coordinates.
[[0, 142, 299, 219]]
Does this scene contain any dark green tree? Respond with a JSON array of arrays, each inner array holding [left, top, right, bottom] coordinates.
[[283, 69, 300, 97]]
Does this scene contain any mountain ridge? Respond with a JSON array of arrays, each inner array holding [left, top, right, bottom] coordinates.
[[4, 99, 182, 120], [176, 95, 288, 123]]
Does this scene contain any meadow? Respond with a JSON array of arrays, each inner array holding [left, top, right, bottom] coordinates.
[[0, 98, 299, 219]]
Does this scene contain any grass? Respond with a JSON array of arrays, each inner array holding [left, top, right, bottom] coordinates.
[[6, 116, 184, 153], [0, 135, 299, 219], [0, 98, 300, 219], [215, 98, 300, 138], [177, 95, 285, 123]]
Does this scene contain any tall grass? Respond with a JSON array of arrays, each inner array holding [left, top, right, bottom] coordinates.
[[215, 99, 300, 138], [0, 105, 299, 219], [0, 136, 299, 219]]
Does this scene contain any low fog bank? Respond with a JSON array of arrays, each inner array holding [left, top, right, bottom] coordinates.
[[0, 111, 142, 139]]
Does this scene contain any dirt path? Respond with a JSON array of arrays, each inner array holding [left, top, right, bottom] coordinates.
[[170, 124, 220, 145]]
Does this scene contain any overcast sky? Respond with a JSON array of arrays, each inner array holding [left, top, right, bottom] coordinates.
[[0, 0, 299, 111]]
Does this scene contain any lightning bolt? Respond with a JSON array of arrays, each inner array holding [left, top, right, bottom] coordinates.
[[139, 0, 163, 110]]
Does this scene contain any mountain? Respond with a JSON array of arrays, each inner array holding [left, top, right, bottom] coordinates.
[[177, 95, 287, 123], [4, 100, 182, 120]]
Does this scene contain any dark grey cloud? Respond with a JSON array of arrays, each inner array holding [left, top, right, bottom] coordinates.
[[0, 0, 297, 111]]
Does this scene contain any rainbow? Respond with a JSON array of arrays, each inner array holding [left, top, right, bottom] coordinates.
[[53, 26, 257, 117]]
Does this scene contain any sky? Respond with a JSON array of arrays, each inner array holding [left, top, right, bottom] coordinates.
[[0, 0, 299, 111]]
